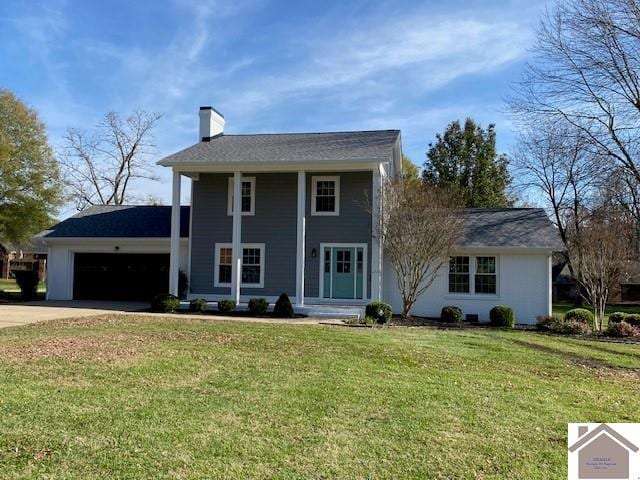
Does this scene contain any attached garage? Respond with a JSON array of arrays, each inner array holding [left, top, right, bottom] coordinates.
[[37, 205, 190, 301], [73, 253, 170, 301]]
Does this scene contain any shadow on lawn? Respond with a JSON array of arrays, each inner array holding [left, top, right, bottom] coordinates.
[[509, 338, 640, 376], [551, 337, 640, 361]]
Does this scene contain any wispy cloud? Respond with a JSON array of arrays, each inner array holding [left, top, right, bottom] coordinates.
[[222, 9, 533, 120]]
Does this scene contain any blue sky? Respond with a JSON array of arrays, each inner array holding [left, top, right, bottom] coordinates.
[[0, 0, 545, 215]]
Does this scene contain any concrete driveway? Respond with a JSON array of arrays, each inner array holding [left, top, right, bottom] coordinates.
[[0, 301, 148, 328]]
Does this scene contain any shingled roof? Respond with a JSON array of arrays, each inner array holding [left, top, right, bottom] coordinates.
[[37, 205, 562, 250], [460, 208, 564, 250], [37, 205, 190, 239], [157, 130, 401, 167]]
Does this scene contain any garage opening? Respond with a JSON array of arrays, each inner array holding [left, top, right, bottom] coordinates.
[[73, 253, 170, 301]]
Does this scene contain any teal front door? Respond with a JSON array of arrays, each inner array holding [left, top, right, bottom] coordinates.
[[322, 246, 365, 299], [332, 248, 355, 299]]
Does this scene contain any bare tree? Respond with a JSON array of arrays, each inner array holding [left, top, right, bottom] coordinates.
[[567, 201, 633, 330], [376, 179, 464, 318], [512, 121, 602, 280], [62, 110, 162, 210], [510, 0, 640, 212]]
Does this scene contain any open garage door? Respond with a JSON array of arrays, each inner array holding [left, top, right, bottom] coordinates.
[[73, 253, 170, 301]]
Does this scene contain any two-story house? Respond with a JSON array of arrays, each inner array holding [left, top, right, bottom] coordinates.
[[39, 106, 563, 322]]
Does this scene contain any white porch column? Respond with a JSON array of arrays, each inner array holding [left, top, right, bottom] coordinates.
[[169, 169, 181, 296], [546, 253, 553, 316], [230, 171, 242, 304], [371, 165, 383, 300], [295, 171, 306, 306]]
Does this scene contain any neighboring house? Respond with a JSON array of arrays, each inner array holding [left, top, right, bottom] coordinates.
[[0, 241, 47, 281], [553, 259, 640, 303], [38, 106, 563, 323], [569, 424, 638, 479]]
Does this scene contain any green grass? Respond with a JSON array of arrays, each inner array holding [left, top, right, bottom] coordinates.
[[0, 278, 46, 295], [0, 316, 638, 479]]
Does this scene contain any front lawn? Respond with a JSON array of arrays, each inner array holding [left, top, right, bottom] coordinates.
[[0, 316, 638, 478], [0, 278, 46, 293]]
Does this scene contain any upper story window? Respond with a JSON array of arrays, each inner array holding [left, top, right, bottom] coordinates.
[[227, 177, 255, 216], [448, 255, 497, 295], [312, 176, 340, 216]]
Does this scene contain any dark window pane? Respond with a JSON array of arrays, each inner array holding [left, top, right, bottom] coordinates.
[[241, 196, 251, 212], [242, 265, 260, 284], [219, 265, 232, 283], [449, 274, 470, 293], [475, 275, 496, 294], [476, 256, 495, 274]]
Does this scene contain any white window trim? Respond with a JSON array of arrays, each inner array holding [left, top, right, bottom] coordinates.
[[214, 242, 264, 288], [227, 176, 255, 216], [311, 176, 340, 216], [447, 254, 499, 297]]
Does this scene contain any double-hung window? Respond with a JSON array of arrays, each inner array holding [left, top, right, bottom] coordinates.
[[474, 256, 496, 294], [214, 243, 265, 288], [448, 255, 497, 295], [448, 256, 470, 293], [311, 176, 340, 215], [227, 177, 255, 215]]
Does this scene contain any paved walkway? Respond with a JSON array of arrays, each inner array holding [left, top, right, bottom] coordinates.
[[0, 301, 346, 328], [0, 301, 147, 328]]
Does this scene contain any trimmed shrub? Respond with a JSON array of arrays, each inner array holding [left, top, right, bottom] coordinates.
[[490, 305, 515, 328], [217, 299, 236, 314], [557, 319, 591, 335], [248, 298, 269, 316], [273, 293, 294, 318], [151, 293, 180, 313], [536, 314, 563, 332], [537, 315, 590, 335], [606, 320, 640, 338], [12, 270, 39, 301], [564, 308, 595, 328], [624, 313, 640, 327], [608, 312, 628, 324], [440, 306, 463, 323], [365, 301, 393, 325], [189, 298, 208, 313]]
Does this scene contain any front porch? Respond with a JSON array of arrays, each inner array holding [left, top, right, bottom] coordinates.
[[179, 301, 365, 320]]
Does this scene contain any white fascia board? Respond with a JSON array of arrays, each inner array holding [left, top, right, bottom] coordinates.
[[170, 161, 382, 173], [40, 237, 189, 246], [452, 246, 558, 255]]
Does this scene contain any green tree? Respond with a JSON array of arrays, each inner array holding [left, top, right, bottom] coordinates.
[[402, 154, 420, 185], [423, 118, 511, 208], [0, 89, 61, 244]]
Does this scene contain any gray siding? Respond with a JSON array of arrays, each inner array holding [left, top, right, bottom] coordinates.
[[190, 170, 372, 299], [242, 173, 297, 296], [190, 174, 231, 295], [190, 172, 297, 296], [304, 171, 372, 298]]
